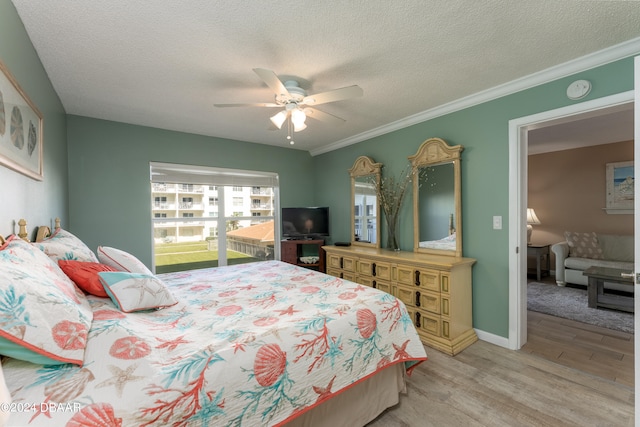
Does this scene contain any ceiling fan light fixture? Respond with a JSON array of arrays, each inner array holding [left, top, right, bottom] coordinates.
[[293, 122, 307, 132], [291, 108, 306, 124], [270, 110, 288, 129]]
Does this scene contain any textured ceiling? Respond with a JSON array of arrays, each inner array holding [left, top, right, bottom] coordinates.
[[11, 0, 640, 154]]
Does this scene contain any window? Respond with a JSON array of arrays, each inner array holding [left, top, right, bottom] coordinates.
[[150, 162, 279, 273]]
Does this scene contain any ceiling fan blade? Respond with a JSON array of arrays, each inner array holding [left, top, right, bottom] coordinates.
[[303, 107, 346, 125], [214, 102, 280, 108], [253, 68, 291, 98], [303, 85, 363, 106]]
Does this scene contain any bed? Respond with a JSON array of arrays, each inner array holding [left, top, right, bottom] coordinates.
[[0, 220, 427, 426]]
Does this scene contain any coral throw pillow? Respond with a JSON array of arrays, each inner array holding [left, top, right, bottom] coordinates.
[[58, 260, 117, 297]]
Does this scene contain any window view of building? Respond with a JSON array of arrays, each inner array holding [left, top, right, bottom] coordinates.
[[150, 163, 279, 273]]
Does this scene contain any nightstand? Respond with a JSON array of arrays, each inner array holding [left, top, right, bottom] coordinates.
[[527, 244, 550, 281]]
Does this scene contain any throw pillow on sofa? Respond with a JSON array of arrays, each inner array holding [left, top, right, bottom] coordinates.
[[564, 231, 604, 260]]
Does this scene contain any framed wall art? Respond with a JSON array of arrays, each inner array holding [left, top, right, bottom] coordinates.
[[605, 160, 633, 214], [0, 60, 43, 181]]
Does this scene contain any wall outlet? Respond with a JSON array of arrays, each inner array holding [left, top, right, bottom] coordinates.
[[493, 216, 502, 230]]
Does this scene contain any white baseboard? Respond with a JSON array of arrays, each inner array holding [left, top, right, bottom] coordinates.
[[475, 328, 510, 349]]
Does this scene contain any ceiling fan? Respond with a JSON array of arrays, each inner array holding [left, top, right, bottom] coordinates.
[[214, 68, 363, 144]]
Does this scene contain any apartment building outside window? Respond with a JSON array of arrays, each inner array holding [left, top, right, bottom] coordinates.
[[150, 162, 279, 273]]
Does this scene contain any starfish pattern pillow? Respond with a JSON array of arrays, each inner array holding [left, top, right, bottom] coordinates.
[[98, 272, 178, 313]]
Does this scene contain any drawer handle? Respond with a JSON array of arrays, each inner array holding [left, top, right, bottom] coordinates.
[[372, 263, 377, 276], [415, 270, 420, 286], [415, 312, 421, 328], [340, 258, 343, 269], [372, 280, 377, 289], [415, 291, 421, 307]]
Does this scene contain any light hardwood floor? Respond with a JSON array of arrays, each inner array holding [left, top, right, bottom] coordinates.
[[369, 312, 634, 426]]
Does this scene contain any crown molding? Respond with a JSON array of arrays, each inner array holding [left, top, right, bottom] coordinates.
[[310, 36, 640, 156]]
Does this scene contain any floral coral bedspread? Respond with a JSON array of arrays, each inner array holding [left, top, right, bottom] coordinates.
[[3, 261, 427, 427]]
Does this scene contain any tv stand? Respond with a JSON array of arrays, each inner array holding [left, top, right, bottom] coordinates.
[[281, 239, 325, 273]]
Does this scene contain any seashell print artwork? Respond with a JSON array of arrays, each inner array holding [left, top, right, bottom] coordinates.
[[27, 120, 37, 156], [10, 106, 23, 149], [253, 343, 287, 387], [0, 89, 4, 135]]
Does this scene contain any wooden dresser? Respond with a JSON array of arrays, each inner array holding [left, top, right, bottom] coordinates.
[[323, 245, 477, 355]]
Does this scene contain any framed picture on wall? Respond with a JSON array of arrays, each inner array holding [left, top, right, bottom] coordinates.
[[605, 161, 633, 214], [0, 60, 43, 181]]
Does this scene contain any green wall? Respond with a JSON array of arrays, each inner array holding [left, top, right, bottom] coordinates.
[[66, 115, 315, 268], [313, 57, 635, 338], [4, 0, 636, 340], [0, 1, 68, 235]]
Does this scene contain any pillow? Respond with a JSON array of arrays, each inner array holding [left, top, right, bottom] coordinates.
[[0, 236, 92, 365], [98, 272, 178, 313], [58, 260, 117, 297], [34, 228, 99, 263], [97, 246, 153, 275], [564, 231, 604, 259]]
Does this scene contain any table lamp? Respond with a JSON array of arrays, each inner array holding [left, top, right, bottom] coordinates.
[[526, 208, 541, 244]]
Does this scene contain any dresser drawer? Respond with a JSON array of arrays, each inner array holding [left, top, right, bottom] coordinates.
[[417, 269, 440, 292], [395, 285, 415, 308], [357, 259, 373, 276], [418, 290, 441, 314], [396, 264, 415, 286], [342, 256, 356, 272], [416, 311, 441, 337], [342, 271, 357, 282], [327, 254, 342, 270], [440, 273, 450, 294], [326, 268, 342, 278], [356, 275, 375, 287], [373, 261, 391, 281], [373, 279, 393, 294]]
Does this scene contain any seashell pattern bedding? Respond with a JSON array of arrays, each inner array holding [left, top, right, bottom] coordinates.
[[3, 260, 426, 426]]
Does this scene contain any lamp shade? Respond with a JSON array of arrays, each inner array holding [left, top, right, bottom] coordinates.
[[270, 111, 288, 129], [526, 208, 541, 225]]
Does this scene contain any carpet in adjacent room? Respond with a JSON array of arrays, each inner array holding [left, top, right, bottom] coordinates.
[[527, 281, 633, 334]]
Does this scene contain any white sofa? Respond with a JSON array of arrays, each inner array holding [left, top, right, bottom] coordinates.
[[551, 233, 634, 291]]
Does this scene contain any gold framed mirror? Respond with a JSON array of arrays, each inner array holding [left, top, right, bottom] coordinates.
[[349, 156, 382, 247], [408, 138, 463, 257]]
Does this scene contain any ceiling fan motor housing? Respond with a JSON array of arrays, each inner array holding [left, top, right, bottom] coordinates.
[[276, 80, 306, 104]]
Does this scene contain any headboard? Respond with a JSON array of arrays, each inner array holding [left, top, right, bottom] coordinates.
[[0, 218, 61, 245]]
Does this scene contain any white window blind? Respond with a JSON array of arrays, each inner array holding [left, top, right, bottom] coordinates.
[[150, 162, 279, 187]]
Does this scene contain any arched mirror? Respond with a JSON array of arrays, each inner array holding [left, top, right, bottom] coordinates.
[[349, 156, 382, 247], [408, 138, 463, 257]]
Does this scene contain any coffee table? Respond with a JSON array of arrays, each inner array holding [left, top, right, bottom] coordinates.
[[583, 266, 634, 313]]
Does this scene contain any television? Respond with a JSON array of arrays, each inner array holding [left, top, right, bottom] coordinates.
[[281, 207, 330, 239]]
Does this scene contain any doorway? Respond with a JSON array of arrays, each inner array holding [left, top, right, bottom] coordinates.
[[508, 90, 635, 350]]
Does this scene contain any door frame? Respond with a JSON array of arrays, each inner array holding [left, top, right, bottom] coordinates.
[[507, 90, 634, 350]]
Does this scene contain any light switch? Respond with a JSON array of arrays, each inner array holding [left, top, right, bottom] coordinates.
[[493, 216, 502, 230]]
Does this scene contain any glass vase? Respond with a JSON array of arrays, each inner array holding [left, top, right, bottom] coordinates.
[[386, 215, 400, 251]]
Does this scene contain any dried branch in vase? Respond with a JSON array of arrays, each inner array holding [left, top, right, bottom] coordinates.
[[367, 165, 415, 250]]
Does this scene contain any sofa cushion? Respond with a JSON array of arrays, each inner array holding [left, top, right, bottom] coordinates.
[[564, 231, 604, 259], [564, 256, 633, 271], [597, 234, 634, 262]]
